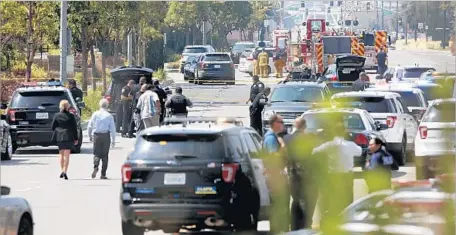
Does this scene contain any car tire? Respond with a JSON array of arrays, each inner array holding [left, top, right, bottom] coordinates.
[[161, 226, 181, 233], [183, 74, 188, 81], [1, 133, 13, 161], [395, 135, 407, 166], [18, 215, 33, 235], [72, 129, 83, 154], [12, 140, 18, 154], [122, 220, 145, 235], [290, 200, 305, 231]]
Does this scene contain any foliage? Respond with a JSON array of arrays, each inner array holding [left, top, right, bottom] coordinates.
[[165, 61, 180, 70], [73, 72, 83, 86], [165, 53, 181, 63], [153, 68, 167, 81], [81, 86, 103, 120]]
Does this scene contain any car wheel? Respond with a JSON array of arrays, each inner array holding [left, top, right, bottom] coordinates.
[[18, 215, 33, 235], [72, 129, 83, 154], [122, 220, 145, 235], [1, 133, 12, 160], [395, 135, 407, 166], [12, 140, 18, 154], [290, 200, 305, 231], [161, 226, 181, 233]]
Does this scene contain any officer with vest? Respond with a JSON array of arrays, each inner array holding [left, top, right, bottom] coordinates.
[[258, 48, 269, 78], [165, 87, 193, 118]]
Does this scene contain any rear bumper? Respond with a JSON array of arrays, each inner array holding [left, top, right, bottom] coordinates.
[[120, 202, 224, 225], [198, 72, 235, 80], [11, 129, 54, 146]]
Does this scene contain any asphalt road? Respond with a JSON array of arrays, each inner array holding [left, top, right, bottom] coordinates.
[[1, 48, 451, 235]]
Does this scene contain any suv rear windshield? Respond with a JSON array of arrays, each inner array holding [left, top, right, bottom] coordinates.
[[332, 96, 392, 113], [137, 134, 226, 159], [204, 54, 231, 62], [11, 91, 70, 108], [303, 112, 366, 130], [422, 102, 455, 123], [396, 91, 422, 107], [183, 47, 208, 53], [271, 86, 325, 103], [404, 68, 435, 78]]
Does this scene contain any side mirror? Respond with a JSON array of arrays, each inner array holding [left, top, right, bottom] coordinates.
[[0, 103, 7, 109], [1, 186, 10, 196]]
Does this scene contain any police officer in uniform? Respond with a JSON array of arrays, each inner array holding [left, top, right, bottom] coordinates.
[[120, 80, 134, 137], [153, 80, 168, 123], [250, 87, 271, 136], [165, 87, 193, 118], [246, 75, 265, 104]]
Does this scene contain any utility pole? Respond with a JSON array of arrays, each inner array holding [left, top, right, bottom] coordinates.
[[396, 1, 399, 40], [381, 1, 384, 29], [59, 1, 68, 83], [443, 8, 447, 49], [26, 2, 33, 82], [425, 2, 428, 41], [127, 32, 133, 66], [375, 0, 379, 29]]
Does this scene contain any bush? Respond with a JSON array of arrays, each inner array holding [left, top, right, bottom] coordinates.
[[165, 61, 180, 69], [81, 87, 103, 121], [73, 72, 83, 85], [165, 53, 181, 63], [31, 64, 47, 78], [153, 68, 167, 81]]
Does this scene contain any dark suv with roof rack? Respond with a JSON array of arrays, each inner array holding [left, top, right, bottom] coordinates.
[[4, 81, 85, 153], [119, 118, 265, 234]]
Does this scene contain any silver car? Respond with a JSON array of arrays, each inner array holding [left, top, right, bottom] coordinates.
[[0, 186, 34, 235]]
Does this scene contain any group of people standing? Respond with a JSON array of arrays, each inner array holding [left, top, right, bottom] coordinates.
[[260, 113, 395, 233], [252, 48, 287, 79]]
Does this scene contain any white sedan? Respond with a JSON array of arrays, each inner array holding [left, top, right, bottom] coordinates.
[[414, 98, 455, 179], [0, 186, 34, 235]]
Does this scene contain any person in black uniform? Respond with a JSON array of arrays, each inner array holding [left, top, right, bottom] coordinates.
[[120, 80, 134, 137], [68, 79, 83, 102], [127, 77, 147, 137], [247, 75, 265, 133], [165, 87, 193, 118], [153, 80, 167, 123], [376, 47, 388, 75], [250, 87, 271, 136]]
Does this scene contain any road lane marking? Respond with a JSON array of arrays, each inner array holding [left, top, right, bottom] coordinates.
[[15, 186, 41, 192]]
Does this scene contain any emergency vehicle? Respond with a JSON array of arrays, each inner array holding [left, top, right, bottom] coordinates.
[[360, 30, 389, 70], [272, 29, 291, 52]]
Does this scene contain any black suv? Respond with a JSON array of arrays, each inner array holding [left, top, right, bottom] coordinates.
[[4, 81, 85, 153], [120, 118, 264, 234]]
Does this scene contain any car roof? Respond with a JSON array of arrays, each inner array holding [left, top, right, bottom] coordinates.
[[204, 52, 230, 55], [16, 86, 69, 92], [234, 41, 255, 45], [304, 108, 366, 114], [366, 86, 423, 93], [278, 81, 327, 88], [332, 91, 400, 98], [139, 123, 247, 136], [185, 45, 213, 48], [110, 66, 154, 75]]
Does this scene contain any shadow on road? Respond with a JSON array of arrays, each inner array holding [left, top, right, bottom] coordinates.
[[1, 158, 49, 166]]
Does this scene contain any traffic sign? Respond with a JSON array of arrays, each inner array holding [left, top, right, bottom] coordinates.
[[418, 23, 424, 29]]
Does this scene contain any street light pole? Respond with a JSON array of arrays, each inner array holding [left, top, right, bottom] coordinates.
[[381, 1, 384, 29], [59, 1, 68, 83], [396, 1, 399, 39]]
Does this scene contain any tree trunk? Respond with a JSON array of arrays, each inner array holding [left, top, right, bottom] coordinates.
[[142, 39, 146, 67], [90, 44, 97, 90], [81, 24, 88, 94], [113, 30, 120, 67], [25, 2, 34, 81], [101, 41, 107, 93]]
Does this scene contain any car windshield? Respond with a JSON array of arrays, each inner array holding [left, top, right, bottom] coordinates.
[[183, 47, 207, 53], [270, 87, 325, 103], [404, 68, 435, 78], [11, 91, 70, 108], [232, 43, 255, 52], [363, 34, 375, 46], [332, 96, 391, 113], [421, 101, 455, 123], [303, 112, 366, 130], [137, 134, 226, 159], [203, 54, 231, 61], [185, 56, 197, 63], [396, 91, 421, 107]]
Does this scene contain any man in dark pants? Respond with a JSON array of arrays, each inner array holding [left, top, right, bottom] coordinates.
[[376, 47, 388, 75], [121, 80, 134, 137], [87, 99, 116, 179], [153, 80, 167, 123], [68, 79, 83, 102], [165, 86, 193, 118], [250, 87, 270, 136], [128, 77, 147, 137]]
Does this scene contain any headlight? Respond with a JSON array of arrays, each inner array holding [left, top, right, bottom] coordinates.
[[263, 110, 275, 120]]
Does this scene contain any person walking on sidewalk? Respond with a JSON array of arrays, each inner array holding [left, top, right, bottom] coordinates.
[[137, 84, 161, 129], [51, 100, 79, 180], [87, 99, 116, 179]]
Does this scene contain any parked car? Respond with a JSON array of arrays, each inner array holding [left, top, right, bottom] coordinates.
[[0, 109, 12, 160], [180, 45, 215, 73], [0, 186, 34, 235], [230, 41, 256, 64], [238, 47, 276, 77], [414, 98, 455, 179], [383, 65, 436, 82], [193, 53, 235, 85], [319, 55, 366, 94], [183, 54, 201, 81]]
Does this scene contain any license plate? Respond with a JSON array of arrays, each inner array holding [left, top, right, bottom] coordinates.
[[19, 121, 29, 125], [195, 186, 217, 195], [214, 65, 221, 68], [36, 112, 48, 119], [164, 173, 186, 185]]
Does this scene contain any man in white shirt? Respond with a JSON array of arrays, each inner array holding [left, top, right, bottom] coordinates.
[[136, 84, 161, 129]]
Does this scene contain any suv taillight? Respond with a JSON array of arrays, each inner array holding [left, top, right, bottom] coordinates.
[[330, 75, 338, 81], [419, 126, 428, 139], [6, 109, 16, 122], [386, 116, 397, 128], [200, 63, 207, 69], [354, 134, 368, 145], [121, 164, 132, 183], [222, 163, 239, 183]]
